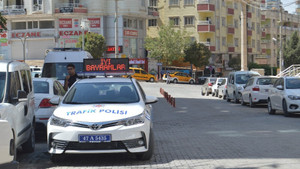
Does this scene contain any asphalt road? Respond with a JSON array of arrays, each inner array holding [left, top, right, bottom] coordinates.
[[18, 82, 300, 169]]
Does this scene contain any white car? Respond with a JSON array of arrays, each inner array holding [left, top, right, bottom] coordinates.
[[268, 77, 300, 117], [212, 78, 226, 97], [217, 78, 228, 99], [241, 76, 278, 107], [47, 77, 158, 162], [33, 78, 65, 133]]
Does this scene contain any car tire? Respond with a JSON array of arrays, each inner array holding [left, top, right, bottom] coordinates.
[[233, 92, 239, 103], [136, 130, 154, 161], [241, 96, 246, 106], [201, 88, 205, 96], [51, 154, 65, 163], [189, 80, 194, 84], [215, 91, 219, 97], [283, 100, 291, 117], [206, 90, 209, 96], [149, 78, 154, 82], [212, 92, 215, 97], [22, 126, 35, 153], [10, 131, 17, 161], [249, 96, 255, 108], [173, 79, 178, 84], [226, 92, 231, 102], [268, 99, 276, 115]]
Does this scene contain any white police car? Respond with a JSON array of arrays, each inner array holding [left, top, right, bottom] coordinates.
[[47, 77, 158, 162]]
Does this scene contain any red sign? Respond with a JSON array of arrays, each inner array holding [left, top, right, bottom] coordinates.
[[59, 19, 72, 28], [0, 32, 7, 38], [59, 30, 88, 36], [88, 18, 101, 28], [124, 30, 138, 37], [106, 46, 123, 54], [11, 32, 41, 38], [84, 58, 129, 72], [129, 59, 146, 65]]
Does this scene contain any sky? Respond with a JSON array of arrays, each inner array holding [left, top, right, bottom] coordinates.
[[281, 0, 298, 14]]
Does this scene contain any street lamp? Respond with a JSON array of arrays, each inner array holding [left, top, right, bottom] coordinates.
[[80, 19, 90, 51], [18, 36, 29, 62]]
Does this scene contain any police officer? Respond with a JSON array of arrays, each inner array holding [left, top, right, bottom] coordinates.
[[64, 64, 79, 91]]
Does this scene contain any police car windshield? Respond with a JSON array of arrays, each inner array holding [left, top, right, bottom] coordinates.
[[41, 63, 83, 80], [63, 82, 140, 104], [0, 72, 5, 102]]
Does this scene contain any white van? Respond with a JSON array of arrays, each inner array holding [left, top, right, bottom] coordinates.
[[226, 71, 261, 103], [0, 61, 35, 163], [41, 48, 93, 84]]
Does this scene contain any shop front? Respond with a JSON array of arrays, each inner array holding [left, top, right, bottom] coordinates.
[[129, 58, 148, 72]]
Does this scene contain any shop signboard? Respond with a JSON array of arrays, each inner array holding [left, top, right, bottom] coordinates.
[[123, 30, 138, 37], [59, 7, 73, 13], [59, 19, 72, 28], [106, 46, 123, 54], [129, 58, 146, 65], [88, 18, 101, 28]]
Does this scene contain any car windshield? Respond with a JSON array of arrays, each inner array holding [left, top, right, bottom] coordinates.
[[257, 78, 277, 85], [210, 78, 217, 83], [41, 63, 83, 80], [0, 72, 5, 102], [63, 82, 140, 104], [286, 78, 300, 89], [236, 74, 259, 84], [33, 81, 49, 94]]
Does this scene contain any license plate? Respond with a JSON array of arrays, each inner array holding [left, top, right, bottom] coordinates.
[[79, 134, 111, 143]]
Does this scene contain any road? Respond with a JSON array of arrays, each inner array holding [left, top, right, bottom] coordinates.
[[18, 82, 300, 169]]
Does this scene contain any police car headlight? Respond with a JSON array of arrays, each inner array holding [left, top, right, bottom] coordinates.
[[49, 115, 72, 127], [117, 113, 145, 126], [288, 95, 300, 100]]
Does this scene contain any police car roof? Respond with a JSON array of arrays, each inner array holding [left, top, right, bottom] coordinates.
[[77, 77, 134, 83]]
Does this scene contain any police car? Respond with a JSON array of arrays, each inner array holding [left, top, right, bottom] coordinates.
[[47, 59, 158, 162]]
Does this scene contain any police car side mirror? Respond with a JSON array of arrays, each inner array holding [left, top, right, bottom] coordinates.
[[50, 97, 60, 105], [16, 90, 27, 102], [145, 96, 158, 104]]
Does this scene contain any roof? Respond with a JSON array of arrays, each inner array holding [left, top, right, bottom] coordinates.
[[77, 77, 135, 84], [0, 60, 30, 72]]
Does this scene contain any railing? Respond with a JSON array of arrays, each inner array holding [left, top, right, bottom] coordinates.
[[0, 5, 26, 15], [32, 4, 43, 11], [198, 0, 214, 4], [3, 5, 24, 9], [198, 20, 213, 25], [199, 41, 211, 46], [55, 3, 87, 13], [55, 3, 86, 8], [277, 64, 300, 77], [148, 6, 159, 16]]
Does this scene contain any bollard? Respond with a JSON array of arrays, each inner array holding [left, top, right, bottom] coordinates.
[[159, 88, 176, 108]]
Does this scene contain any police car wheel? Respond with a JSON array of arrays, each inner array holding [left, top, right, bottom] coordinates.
[[51, 154, 65, 163], [22, 127, 35, 153], [136, 130, 154, 161]]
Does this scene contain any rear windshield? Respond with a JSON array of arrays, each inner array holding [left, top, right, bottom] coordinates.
[[0, 72, 5, 102], [209, 78, 217, 83], [41, 63, 83, 80], [33, 81, 49, 94], [286, 79, 300, 89], [257, 78, 277, 85], [236, 74, 259, 84], [63, 82, 140, 104]]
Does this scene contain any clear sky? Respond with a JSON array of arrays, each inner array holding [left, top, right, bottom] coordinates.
[[281, 0, 297, 14]]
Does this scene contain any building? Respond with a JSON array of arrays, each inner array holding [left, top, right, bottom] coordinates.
[[147, 0, 262, 73], [0, 0, 149, 69], [297, 0, 300, 15]]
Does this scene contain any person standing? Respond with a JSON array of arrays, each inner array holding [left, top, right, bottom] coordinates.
[[64, 64, 79, 91], [166, 72, 171, 84]]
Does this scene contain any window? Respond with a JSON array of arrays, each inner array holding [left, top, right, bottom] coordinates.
[[149, 0, 158, 6], [33, 0, 43, 11], [222, 0, 225, 6], [148, 19, 157, 26], [28, 21, 38, 29], [216, 37, 220, 50], [216, 17, 220, 29], [234, 2, 238, 9], [252, 22, 255, 31], [170, 17, 180, 26], [141, 0, 146, 7], [222, 37, 226, 46], [234, 19, 238, 28], [139, 20, 143, 29], [216, 0, 219, 9], [33, 81, 49, 94], [169, 0, 179, 6], [257, 40, 260, 51], [128, 19, 133, 28], [184, 0, 194, 5], [222, 17, 225, 27], [9, 71, 21, 102], [20, 70, 30, 93], [257, 23, 260, 34], [123, 18, 128, 27], [39, 21, 54, 29], [252, 40, 255, 48], [234, 38, 239, 47], [133, 19, 137, 29], [12, 22, 26, 30], [184, 16, 194, 26], [26, 70, 32, 92]]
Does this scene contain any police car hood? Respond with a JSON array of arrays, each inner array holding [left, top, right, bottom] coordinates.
[[53, 103, 145, 122]]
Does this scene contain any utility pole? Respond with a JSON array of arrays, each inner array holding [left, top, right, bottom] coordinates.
[[241, 2, 248, 71], [279, 6, 283, 72], [115, 0, 119, 58]]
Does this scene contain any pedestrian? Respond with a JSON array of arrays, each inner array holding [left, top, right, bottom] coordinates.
[[64, 63, 79, 91], [166, 72, 171, 84]]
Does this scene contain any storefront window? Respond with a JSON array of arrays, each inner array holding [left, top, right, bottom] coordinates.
[[12, 22, 26, 30], [28, 21, 38, 29], [39, 21, 55, 29], [130, 38, 137, 58]]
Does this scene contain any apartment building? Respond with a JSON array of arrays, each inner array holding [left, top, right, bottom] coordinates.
[[147, 0, 262, 73], [0, 0, 149, 67], [260, 3, 300, 67]]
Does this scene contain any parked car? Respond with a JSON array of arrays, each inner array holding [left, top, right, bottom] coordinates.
[[268, 77, 300, 117], [33, 78, 65, 134], [30, 66, 42, 78], [241, 76, 278, 107], [201, 77, 217, 96], [226, 71, 261, 103], [198, 77, 207, 85], [123, 67, 156, 82], [212, 78, 227, 97], [163, 72, 195, 84], [0, 61, 35, 161], [217, 78, 228, 99]]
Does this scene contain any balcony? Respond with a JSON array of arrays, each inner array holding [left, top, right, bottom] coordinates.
[[199, 41, 216, 52], [227, 8, 234, 15], [227, 27, 235, 34], [247, 12, 252, 18], [261, 39, 270, 43], [261, 15, 265, 21], [197, 0, 215, 12], [198, 21, 215, 32], [148, 7, 159, 17], [262, 31, 266, 37], [55, 3, 87, 14], [262, 48, 266, 54], [228, 46, 235, 53], [248, 48, 252, 53], [0, 5, 26, 15], [247, 29, 252, 36]]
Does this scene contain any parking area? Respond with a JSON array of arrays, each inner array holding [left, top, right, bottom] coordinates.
[[18, 82, 300, 169]]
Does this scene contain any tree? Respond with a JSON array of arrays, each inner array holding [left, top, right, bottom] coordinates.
[[0, 13, 6, 32], [76, 32, 106, 59], [145, 23, 190, 66], [283, 31, 300, 68], [184, 42, 211, 68], [228, 56, 241, 71]]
